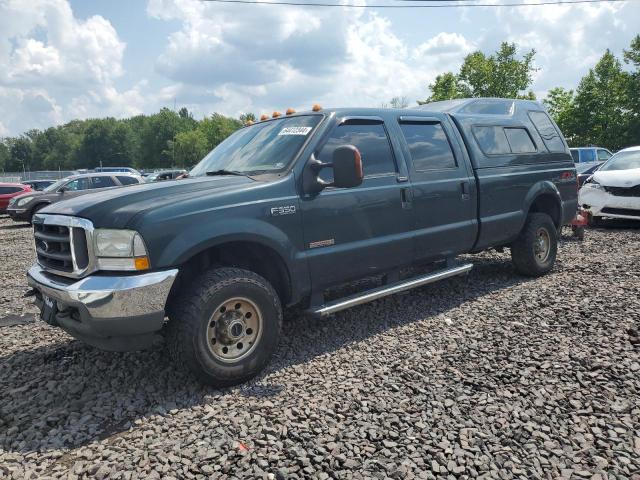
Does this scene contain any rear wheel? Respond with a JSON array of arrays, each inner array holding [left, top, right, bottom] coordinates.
[[166, 267, 282, 386], [511, 213, 557, 277]]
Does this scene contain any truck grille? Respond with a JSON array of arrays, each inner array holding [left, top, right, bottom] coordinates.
[[32, 214, 94, 277], [604, 185, 640, 197]]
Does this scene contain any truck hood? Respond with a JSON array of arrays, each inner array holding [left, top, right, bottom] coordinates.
[[592, 168, 640, 187], [42, 176, 255, 228]]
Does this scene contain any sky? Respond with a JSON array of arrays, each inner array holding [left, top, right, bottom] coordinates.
[[0, 0, 639, 136]]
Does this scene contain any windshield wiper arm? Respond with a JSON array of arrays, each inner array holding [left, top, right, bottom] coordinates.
[[206, 169, 249, 177]]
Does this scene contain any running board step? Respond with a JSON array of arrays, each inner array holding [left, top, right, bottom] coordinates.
[[307, 263, 473, 318]]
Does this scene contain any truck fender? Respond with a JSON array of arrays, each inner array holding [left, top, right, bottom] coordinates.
[[520, 181, 563, 230], [154, 218, 308, 302]]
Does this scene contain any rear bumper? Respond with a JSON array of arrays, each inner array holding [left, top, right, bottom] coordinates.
[[27, 264, 178, 351]]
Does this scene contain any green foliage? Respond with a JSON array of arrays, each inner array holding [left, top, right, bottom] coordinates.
[[0, 142, 8, 171], [170, 129, 209, 167], [543, 87, 574, 141], [545, 45, 638, 151], [0, 108, 244, 173], [199, 114, 243, 151], [239, 113, 256, 124], [623, 35, 640, 145], [420, 42, 536, 103]]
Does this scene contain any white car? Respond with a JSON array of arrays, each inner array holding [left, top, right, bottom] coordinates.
[[579, 146, 640, 222]]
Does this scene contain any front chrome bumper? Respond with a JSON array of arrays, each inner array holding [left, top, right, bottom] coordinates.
[[27, 264, 178, 350]]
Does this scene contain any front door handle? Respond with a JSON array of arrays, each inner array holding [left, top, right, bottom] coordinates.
[[400, 187, 412, 209], [461, 181, 470, 201]]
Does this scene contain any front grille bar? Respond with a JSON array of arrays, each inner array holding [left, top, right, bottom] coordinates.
[[32, 214, 96, 279]]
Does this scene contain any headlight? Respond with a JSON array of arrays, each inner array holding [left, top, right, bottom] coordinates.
[[585, 179, 604, 189], [13, 196, 33, 207], [94, 229, 150, 271]]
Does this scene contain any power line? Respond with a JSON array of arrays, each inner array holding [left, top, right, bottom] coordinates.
[[200, 0, 633, 8]]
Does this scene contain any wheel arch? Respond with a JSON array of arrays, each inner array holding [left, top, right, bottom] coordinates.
[[522, 181, 563, 230], [166, 237, 295, 311]]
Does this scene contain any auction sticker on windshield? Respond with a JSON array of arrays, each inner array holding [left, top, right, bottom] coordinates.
[[278, 127, 312, 136]]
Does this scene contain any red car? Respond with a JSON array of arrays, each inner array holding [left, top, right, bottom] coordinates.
[[0, 183, 32, 213]]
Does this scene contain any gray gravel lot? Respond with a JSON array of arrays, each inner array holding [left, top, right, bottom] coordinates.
[[0, 215, 639, 479]]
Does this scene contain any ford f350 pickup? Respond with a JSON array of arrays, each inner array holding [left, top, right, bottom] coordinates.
[[26, 98, 578, 386]]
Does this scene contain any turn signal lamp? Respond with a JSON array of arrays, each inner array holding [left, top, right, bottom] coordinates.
[[135, 256, 150, 271], [286, 108, 296, 115], [312, 104, 322, 112]]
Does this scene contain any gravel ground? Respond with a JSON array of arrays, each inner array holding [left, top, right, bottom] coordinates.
[[0, 215, 638, 480]]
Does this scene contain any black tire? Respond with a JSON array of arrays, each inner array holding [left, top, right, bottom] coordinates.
[[511, 213, 558, 277], [166, 267, 282, 386], [29, 203, 47, 224]]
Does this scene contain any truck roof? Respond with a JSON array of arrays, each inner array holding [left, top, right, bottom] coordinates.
[[277, 98, 546, 121]]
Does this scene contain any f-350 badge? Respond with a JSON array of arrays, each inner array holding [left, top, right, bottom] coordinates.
[[270, 205, 296, 216]]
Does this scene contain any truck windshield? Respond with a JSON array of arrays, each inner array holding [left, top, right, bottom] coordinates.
[[599, 150, 640, 171], [190, 115, 322, 177]]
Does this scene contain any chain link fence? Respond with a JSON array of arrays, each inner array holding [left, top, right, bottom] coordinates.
[[0, 171, 75, 183]]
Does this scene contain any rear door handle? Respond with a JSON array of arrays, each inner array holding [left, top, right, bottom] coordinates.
[[461, 181, 470, 201], [400, 187, 412, 209]]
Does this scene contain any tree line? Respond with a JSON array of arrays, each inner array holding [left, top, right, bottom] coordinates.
[[0, 107, 254, 173], [1, 34, 638, 173], [420, 35, 640, 152]]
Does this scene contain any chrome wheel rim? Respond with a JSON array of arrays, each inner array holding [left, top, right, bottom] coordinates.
[[534, 228, 551, 262], [206, 297, 262, 363]]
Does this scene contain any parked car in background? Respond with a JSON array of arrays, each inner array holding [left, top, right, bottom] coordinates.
[[22, 179, 56, 191], [7, 172, 143, 223], [576, 163, 602, 187], [94, 167, 142, 176], [579, 146, 640, 223], [570, 147, 613, 168], [145, 170, 188, 182], [0, 183, 32, 213]]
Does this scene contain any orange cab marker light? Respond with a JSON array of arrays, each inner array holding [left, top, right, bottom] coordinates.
[[312, 104, 322, 112], [260, 114, 269, 121], [135, 256, 150, 271], [286, 108, 296, 115], [245, 120, 254, 126], [272, 111, 281, 118], [354, 148, 363, 178]]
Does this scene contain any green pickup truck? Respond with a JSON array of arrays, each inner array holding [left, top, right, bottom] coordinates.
[[26, 98, 578, 386]]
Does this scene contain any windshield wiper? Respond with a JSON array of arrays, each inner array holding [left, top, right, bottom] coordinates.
[[206, 169, 250, 177]]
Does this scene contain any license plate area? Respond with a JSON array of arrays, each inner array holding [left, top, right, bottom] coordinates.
[[40, 294, 59, 326]]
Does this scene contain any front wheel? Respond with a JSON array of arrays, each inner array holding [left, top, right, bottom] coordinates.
[[511, 213, 558, 277], [166, 267, 282, 386]]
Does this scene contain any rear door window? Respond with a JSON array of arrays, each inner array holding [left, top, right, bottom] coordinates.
[[504, 128, 536, 153], [399, 122, 456, 170], [317, 121, 396, 182], [0, 186, 22, 194], [597, 149, 611, 161], [117, 176, 140, 185], [581, 149, 596, 163], [571, 150, 580, 162], [527, 111, 566, 152], [64, 177, 91, 191], [91, 176, 116, 189]]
